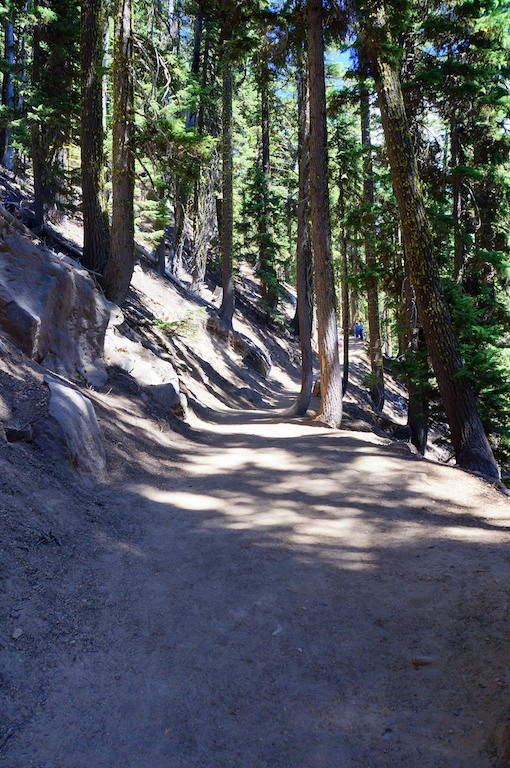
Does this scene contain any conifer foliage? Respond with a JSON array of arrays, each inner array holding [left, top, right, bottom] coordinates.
[[0, 0, 509, 478]]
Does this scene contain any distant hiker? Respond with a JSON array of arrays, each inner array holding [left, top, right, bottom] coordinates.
[[358, 321, 364, 340], [354, 321, 361, 339]]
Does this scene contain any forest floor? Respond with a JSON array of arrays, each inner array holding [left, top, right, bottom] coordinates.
[[1, 202, 510, 767]]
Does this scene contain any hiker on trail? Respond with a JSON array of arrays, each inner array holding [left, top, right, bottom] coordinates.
[[358, 321, 364, 340]]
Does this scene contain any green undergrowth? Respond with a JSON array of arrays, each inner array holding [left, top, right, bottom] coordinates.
[[153, 308, 207, 339]]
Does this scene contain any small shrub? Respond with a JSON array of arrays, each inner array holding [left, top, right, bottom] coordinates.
[[154, 308, 207, 339]]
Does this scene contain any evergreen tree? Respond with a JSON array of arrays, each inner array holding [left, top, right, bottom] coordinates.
[[103, 0, 136, 304], [359, 63, 385, 412], [290, 52, 314, 416], [28, 0, 80, 229], [357, 0, 500, 478], [80, 0, 110, 274], [0, 1, 16, 168], [307, 0, 342, 427]]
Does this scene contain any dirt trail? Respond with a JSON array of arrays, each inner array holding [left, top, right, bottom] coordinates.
[[3, 370, 510, 768]]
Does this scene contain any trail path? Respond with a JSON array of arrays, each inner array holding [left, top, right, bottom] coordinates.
[[3, 356, 510, 768]]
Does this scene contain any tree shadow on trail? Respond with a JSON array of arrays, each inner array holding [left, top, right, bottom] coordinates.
[[5, 375, 509, 768], [5, 452, 508, 768]]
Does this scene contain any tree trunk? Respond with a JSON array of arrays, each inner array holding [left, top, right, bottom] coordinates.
[[81, 0, 110, 274], [218, 35, 235, 327], [451, 116, 465, 283], [289, 57, 313, 416], [338, 181, 350, 396], [1, 12, 15, 169], [361, 0, 499, 478], [103, 0, 135, 305], [172, 12, 203, 277], [404, 260, 428, 454], [197, 21, 210, 136], [31, 25, 46, 231], [360, 74, 384, 412], [257, 52, 278, 316], [307, 0, 342, 427], [349, 244, 361, 331]]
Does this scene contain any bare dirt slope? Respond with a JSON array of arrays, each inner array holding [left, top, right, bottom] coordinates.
[[1, 258, 510, 767]]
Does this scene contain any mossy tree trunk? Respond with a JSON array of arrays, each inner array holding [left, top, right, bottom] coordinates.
[[81, 0, 110, 275], [307, 0, 342, 427], [103, 0, 135, 305], [361, 0, 499, 478]]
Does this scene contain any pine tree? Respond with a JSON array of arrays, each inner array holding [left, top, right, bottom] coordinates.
[[359, 63, 385, 412], [357, 0, 500, 478], [103, 0, 136, 305], [28, 0, 80, 229], [290, 53, 314, 416], [80, 0, 110, 274], [307, 0, 342, 427]]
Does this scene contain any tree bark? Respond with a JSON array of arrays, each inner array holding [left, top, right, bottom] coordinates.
[[257, 50, 278, 315], [361, 0, 499, 478], [30, 25, 46, 231], [451, 116, 465, 283], [404, 259, 428, 454], [307, 0, 342, 427], [103, 0, 135, 305], [1, 11, 15, 169], [81, 0, 110, 274], [338, 180, 350, 396], [218, 35, 235, 327], [289, 57, 313, 416], [360, 74, 384, 412]]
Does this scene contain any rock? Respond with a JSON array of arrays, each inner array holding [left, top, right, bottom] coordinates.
[[239, 387, 266, 407], [171, 392, 188, 420], [242, 347, 271, 378], [5, 426, 32, 443], [206, 315, 272, 378], [0, 207, 112, 386], [393, 424, 413, 441], [104, 328, 181, 410], [12, 628, 23, 640], [42, 375, 106, 481]]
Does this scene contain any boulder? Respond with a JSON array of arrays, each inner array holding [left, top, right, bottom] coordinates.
[[104, 324, 181, 410], [0, 207, 112, 386], [206, 315, 272, 379], [242, 347, 271, 378], [42, 374, 106, 481], [239, 387, 266, 407]]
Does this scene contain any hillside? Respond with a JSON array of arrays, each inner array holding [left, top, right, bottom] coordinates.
[[0, 203, 510, 767]]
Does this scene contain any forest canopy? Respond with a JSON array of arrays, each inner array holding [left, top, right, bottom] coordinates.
[[0, 0, 509, 480]]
